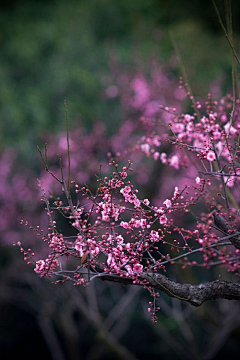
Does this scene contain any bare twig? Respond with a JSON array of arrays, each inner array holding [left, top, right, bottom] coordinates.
[[64, 100, 71, 200], [212, 0, 240, 67]]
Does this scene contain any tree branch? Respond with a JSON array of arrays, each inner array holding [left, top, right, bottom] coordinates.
[[92, 262, 240, 306], [213, 211, 240, 249]]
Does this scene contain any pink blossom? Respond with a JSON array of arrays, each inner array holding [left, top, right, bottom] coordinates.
[[135, 218, 147, 228], [156, 207, 164, 215], [221, 146, 231, 161], [125, 264, 133, 274], [172, 122, 185, 133], [131, 76, 150, 108], [208, 113, 216, 121], [206, 150, 216, 162], [120, 221, 131, 229], [153, 151, 160, 160], [72, 219, 80, 228], [184, 114, 194, 122], [133, 263, 143, 273], [150, 230, 160, 242], [120, 186, 131, 196], [133, 198, 141, 207], [93, 246, 100, 255], [45, 258, 59, 273], [107, 253, 116, 267], [173, 186, 180, 198], [160, 152, 167, 164], [75, 241, 84, 256], [141, 143, 151, 155], [186, 121, 194, 132], [149, 135, 161, 147], [213, 131, 221, 140], [116, 235, 124, 244], [163, 199, 172, 208], [224, 176, 235, 187], [126, 242, 131, 250], [121, 217, 147, 229], [193, 138, 204, 152], [124, 263, 143, 274], [159, 214, 167, 225], [224, 122, 237, 135], [195, 176, 201, 185], [34, 260, 45, 274], [98, 202, 120, 222], [169, 154, 180, 169], [120, 186, 141, 207]]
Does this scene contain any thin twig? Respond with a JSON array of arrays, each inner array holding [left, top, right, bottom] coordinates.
[[169, 30, 201, 119], [64, 100, 71, 201], [212, 0, 240, 66]]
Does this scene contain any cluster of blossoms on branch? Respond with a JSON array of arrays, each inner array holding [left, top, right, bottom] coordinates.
[[17, 82, 240, 298], [1, 58, 183, 247], [11, 53, 240, 319], [20, 161, 182, 281]]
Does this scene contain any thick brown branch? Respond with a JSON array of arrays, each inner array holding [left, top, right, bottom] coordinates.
[[93, 263, 240, 306], [141, 273, 240, 306], [213, 211, 240, 250]]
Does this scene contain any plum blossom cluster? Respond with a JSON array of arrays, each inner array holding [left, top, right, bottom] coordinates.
[[34, 258, 59, 275], [120, 185, 141, 207], [19, 160, 184, 282], [136, 93, 240, 205], [17, 87, 240, 321]]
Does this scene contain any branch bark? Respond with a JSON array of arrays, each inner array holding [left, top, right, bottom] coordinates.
[[93, 262, 240, 307], [213, 211, 240, 250]]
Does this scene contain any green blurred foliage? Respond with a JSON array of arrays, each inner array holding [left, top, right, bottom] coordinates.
[[0, 0, 238, 167]]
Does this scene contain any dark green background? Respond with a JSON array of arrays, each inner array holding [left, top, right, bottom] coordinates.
[[1, 1, 240, 359]]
